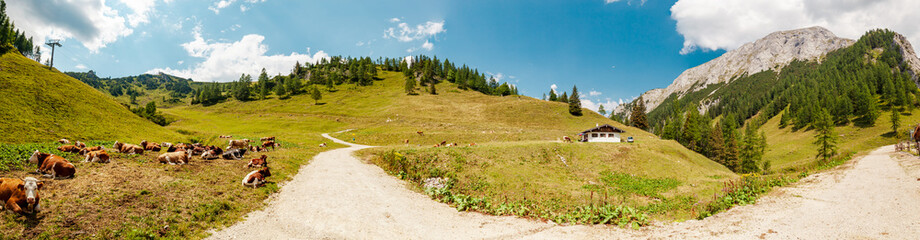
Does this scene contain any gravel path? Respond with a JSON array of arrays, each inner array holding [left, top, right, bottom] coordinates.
[[207, 137, 920, 239]]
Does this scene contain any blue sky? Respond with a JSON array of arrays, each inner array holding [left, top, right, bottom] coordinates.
[[7, 0, 920, 112]]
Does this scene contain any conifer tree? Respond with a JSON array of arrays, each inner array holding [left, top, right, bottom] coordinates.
[[814, 108, 838, 161], [568, 85, 582, 116], [721, 114, 740, 172], [630, 100, 648, 130], [598, 104, 606, 116], [708, 120, 725, 166], [549, 89, 557, 101], [310, 85, 322, 105], [405, 76, 416, 95], [559, 92, 568, 103], [257, 68, 269, 100]]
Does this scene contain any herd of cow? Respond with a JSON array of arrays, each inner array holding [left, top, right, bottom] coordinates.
[[1, 136, 281, 215]]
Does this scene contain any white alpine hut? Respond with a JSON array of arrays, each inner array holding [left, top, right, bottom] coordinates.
[[580, 124, 626, 143]]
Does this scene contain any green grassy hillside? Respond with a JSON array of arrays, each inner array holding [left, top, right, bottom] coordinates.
[[0, 52, 181, 143], [161, 69, 737, 223]]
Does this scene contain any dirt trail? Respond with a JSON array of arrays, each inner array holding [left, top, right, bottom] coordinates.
[[208, 137, 920, 239]]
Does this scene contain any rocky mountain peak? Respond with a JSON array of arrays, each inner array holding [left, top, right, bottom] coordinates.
[[616, 26, 855, 114]]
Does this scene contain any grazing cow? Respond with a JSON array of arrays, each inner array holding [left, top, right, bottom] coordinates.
[[439, 141, 447, 147], [469, 142, 477, 146], [28, 151, 76, 179], [74, 141, 86, 149], [248, 155, 268, 168], [319, 143, 327, 147], [0, 177, 43, 215], [219, 135, 232, 139], [249, 146, 267, 152], [83, 150, 111, 163], [140, 140, 162, 152], [562, 136, 573, 143], [113, 141, 144, 155], [403, 139, 409, 144], [57, 145, 83, 154], [417, 131, 424, 136], [157, 150, 191, 165], [228, 139, 251, 150], [262, 141, 278, 150], [241, 167, 272, 188], [222, 148, 247, 160], [260, 136, 275, 141], [58, 139, 70, 144], [78, 146, 103, 155]]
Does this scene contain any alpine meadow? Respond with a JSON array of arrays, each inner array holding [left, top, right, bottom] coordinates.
[[2, 1, 920, 239]]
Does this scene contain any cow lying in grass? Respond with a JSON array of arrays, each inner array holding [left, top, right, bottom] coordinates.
[[157, 150, 191, 165], [113, 141, 144, 155], [242, 167, 271, 188], [29, 150, 76, 179], [58, 139, 70, 144], [222, 148, 247, 160], [248, 155, 268, 168], [78, 146, 104, 155], [57, 144, 82, 154], [83, 150, 110, 163], [227, 139, 251, 150], [75, 141, 86, 149], [0, 177, 43, 215], [260, 136, 275, 141], [140, 140, 161, 152]]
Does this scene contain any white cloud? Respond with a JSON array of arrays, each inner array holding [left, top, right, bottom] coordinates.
[[209, 0, 234, 14], [147, 32, 330, 82], [177, 60, 184, 65], [6, 0, 135, 53], [119, 0, 156, 27], [581, 98, 619, 115], [240, 5, 249, 12], [550, 84, 558, 91], [384, 20, 445, 42], [589, 91, 602, 96], [421, 40, 434, 51], [671, 0, 920, 54], [389, 17, 402, 23], [75, 64, 88, 70]]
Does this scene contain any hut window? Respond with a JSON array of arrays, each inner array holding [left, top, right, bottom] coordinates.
[[592, 133, 598, 137]]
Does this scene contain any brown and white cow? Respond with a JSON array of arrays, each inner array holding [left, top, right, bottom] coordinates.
[[157, 150, 191, 165], [261, 141, 278, 151], [78, 146, 104, 155], [219, 135, 232, 139], [562, 136, 573, 143], [29, 150, 76, 179], [417, 131, 424, 136], [403, 139, 410, 144], [74, 141, 86, 149], [241, 167, 271, 188], [201, 150, 220, 160], [83, 150, 111, 163], [58, 139, 70, 144], [228, 139, 251, 150], [113, 141, 144, 155], [140, 140, 161, 152], [260, 136, 275, 141], [0, 177, 43, 215], [248, 155, 268, 168], [57, 145, 83, 154], [319, 142, 327, 147]]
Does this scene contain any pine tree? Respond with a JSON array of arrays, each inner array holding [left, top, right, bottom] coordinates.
[[813, 108, 838, 161], [630, 100, 648, 130], [559, 92, 568, 103], [405, 76, 416, 95], [739, 125, 763, 173], [257, 68, 269, 100], [708, 120, 725, 166], [310, 85, 322, 105], [568, 85, 582, 116], [429, 81, 437, 95], [233, 74, 252, 101], [721, 114, 740, 172], [598, 104, 606, 116], [549, 89, 557, 101]]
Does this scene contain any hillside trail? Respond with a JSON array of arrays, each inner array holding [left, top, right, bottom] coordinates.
[[207, 136, 920, 239]]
